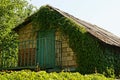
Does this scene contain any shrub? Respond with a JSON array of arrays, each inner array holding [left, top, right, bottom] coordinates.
[[0, 70, 114, 80]]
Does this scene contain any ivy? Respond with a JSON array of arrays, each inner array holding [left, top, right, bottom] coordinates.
[[32, 5, 120, 77]]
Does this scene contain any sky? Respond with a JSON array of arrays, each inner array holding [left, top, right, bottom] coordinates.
[[28, 0, 120, 37]]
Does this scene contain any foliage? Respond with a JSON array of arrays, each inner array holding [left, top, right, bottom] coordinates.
[[114, 53, 120, 77], [0, 0, 34, 38], [0, 0, 35, 67], [0, 32, 18, 67], [0, 70, 114, 80], [32, 5, 120, 77]]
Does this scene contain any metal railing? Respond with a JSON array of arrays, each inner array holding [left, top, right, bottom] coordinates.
[[18, 40, 37, 67]]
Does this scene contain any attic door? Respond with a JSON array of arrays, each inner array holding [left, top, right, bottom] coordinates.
[[37, 30, 55, 69]]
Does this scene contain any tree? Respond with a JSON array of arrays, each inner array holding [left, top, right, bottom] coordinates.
[[0, 0, 35, 67]]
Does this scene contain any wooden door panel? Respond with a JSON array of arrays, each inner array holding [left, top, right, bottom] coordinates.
[[37, 31, 55, 69]]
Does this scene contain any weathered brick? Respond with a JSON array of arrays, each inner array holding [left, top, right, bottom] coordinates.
[[68, 61, 76, 66], [62, 52, 67, 57], [67, 56, 73, 61], [62, 43, 68, 47], [62, 61, 68, 66], [62, 57, 67, 61], [67, 48, 72, 52], [62, 47, 67, 52]]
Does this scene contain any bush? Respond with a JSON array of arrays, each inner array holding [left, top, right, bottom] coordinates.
[[0, 70, 114, 80]]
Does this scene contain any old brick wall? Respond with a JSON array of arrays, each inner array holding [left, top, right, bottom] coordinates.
[[18, 23, 37, 48], [55, 31, 77, 67], [17, 23, 36, 66]]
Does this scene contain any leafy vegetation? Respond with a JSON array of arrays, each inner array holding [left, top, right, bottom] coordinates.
[[0, 0, 35, 67], [0, 70, 114, 80], [32, 5, 120, 77]]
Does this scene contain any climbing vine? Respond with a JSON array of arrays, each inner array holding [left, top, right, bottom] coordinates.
[[32, 5, 120, 77]]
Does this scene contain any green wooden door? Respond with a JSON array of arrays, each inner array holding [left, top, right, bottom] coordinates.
[[37, 30, 55, 69]]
